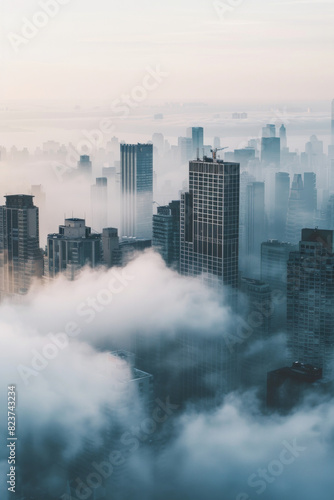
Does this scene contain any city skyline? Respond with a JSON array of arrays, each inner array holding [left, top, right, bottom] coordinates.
[[1, 1, 334, 499]]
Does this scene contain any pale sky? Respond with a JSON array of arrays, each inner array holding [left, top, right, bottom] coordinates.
[[0, 0, 333, 103]]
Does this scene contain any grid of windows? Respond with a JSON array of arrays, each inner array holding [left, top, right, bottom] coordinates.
[[287, 236, 334, 379], [180, 160, 239, 289]]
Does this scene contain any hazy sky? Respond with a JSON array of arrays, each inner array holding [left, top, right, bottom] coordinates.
[[1, 0, 333, 103]]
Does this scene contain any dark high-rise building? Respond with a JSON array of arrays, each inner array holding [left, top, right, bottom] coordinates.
[[261, 137, 280, 166], [0, 195, 43, 299], [152, 201, 180, 269], [121, 144, 153, 239], [45, 218, 101, 280], [287, 228, 334, 379], [77, 155, 92, 178], [267, 362, 323, 412], [191, 127, 204, 158], [275, 172, 290, 241], [180, 156, 240, 397], [180, 157, 240, 289]]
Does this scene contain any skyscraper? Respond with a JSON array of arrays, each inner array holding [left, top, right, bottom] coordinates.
[[303, 172, 317, 216], [180, 157, 240, 289], [180, 156, 240, 396], [121, 143, 153, 239], [239, 172, 256, 271], [261, 137, 281, 166], [234, 147, 255, 169], [91, 177, 108, 232], [261, 240, 297, 293], [275, 172, 290, 241], [286, 174, 306, 244], [279, 124, 287, 149], [0, 195, 43, 299], [191, 127, 204, 158], [245, 182, 265, 276], [77, 155, 92, 178], [178, 137, 193, 164], [287, 228, 334, 379], [152, 201, 180, 269], [262, 124, 276, 138]]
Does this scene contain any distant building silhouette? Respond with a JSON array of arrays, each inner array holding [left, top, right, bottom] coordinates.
[[275, 172, 290, 241], [91, 177, 108, 232], [77, 155, 92, 178], [261, 137, 280, 166], [191, 127, 204, 158], [121, 144, 153, 239], [285, 174, 306, 244]]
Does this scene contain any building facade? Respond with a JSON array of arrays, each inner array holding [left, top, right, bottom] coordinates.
[[152, 201, 180, 269], [180, 158, 240, 289], [179, 157, 240, 397], [46, 218, 101, 280], [287, 228, 334, 379], [0, 195, 43, 299]]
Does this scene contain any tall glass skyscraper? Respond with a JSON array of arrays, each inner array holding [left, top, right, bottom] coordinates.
[[286, 174, 306, 244], [275, 172, 290, 241], [179, 157, 240, 397], [180, 158, 240, 288], [0, 195, 43, 299], [121, 144, 153, 239], [191, 127, 204, 158], [287, 228, 334, 379]]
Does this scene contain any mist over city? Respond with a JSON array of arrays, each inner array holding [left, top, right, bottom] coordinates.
[[1, 1, 334, 499]]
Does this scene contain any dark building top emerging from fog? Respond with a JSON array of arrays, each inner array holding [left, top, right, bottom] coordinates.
[[267, 362, 323, 412], [5, 194, 35, 209]]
